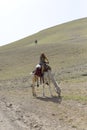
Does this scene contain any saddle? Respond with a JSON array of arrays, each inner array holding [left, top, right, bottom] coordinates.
[[34, 64, 51, 77], [34, 67, 42, 77]]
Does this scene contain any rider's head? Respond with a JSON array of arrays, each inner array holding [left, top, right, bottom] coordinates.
[[41, 53, 45, 57]]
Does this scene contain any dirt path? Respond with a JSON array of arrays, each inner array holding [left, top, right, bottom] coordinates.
[[0, 78, 87, 130]]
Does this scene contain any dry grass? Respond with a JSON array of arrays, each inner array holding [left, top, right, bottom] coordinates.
[[0, 18, 87, 102], [0, 18, 87, 81]]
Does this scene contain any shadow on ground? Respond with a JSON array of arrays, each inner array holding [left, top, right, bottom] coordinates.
[[36, 96, 62, 104]]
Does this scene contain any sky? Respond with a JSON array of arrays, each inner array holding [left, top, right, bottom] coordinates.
[[0, 0, 87, 46]]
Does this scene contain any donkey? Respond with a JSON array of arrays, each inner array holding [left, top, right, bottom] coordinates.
[[31, 64, 61, 97]]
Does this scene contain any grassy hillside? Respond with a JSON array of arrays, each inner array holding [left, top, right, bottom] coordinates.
[[0, 17, 87, 81]]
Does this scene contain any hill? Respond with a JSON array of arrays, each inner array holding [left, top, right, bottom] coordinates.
[[0, 17, 87, 81], [0, 18, 87, 130]]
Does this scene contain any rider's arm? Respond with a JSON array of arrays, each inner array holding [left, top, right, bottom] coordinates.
[[45, 56, 49, 63]]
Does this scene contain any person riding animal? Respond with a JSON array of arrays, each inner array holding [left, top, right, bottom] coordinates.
[[33, 53, 50, 85], [31, 54, 61, 97]]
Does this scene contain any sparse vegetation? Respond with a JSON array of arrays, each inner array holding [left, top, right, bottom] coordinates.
[[63, 95, 87, 102], [0, 18, 87, 130], [0, 18, 87, 81]]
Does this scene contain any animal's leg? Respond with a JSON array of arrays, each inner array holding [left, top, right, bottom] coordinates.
[[37, 77, 39, 87], [32, 85, 36, 97], [42, 84, 45, 97], [32, 76, 37, 97], [48, 84, 53, 97], [46, 73, 52, 97]]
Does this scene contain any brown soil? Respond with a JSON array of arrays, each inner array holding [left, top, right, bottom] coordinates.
[[0, 77, 87, 130]]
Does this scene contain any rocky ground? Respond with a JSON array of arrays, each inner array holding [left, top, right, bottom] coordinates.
[[0, 77, 87, 130]]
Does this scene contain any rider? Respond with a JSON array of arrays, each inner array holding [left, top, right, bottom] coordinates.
[[33, 53, 49, 75], [33, 53, 49, 86], [39, 53, 49, 74]]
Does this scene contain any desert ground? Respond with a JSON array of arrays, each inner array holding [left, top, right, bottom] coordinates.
[[0, 75, 87, 130]]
